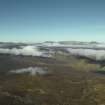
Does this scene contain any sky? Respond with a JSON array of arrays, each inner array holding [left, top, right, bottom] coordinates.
[[0, 0, 105, 42]]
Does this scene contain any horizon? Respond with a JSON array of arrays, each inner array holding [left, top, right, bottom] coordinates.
[[0, 0, 105, 42], [0, 40, 104, 44]]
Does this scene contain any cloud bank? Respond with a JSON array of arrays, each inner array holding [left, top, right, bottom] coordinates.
[[0, 46, 45, 56], [10, 67, 47, 75], [1, 43, 105, 61], [67, 48, 105, 61]]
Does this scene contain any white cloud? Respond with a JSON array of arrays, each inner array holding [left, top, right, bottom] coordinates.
[[67, 48, 105, 60], [10, 67, 47, 75], [0, 46, 43, 56]]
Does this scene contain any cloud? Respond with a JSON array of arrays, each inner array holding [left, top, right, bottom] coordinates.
[[1, 43, 105, 61], [0, 46, 45, 56], [10, 67, 47, 75], [67, 48, 105, 60]]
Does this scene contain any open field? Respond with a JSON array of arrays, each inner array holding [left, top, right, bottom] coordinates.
[[1, 51, 105, 105]]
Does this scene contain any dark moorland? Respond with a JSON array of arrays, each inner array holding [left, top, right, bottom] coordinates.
[[0, 52, 105, 105]]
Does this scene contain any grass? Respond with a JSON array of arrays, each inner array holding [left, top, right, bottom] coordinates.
[[0, 53, 105, 105]]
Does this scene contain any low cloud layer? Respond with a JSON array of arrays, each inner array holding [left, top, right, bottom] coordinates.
[[0, 46, 45, 56], [67, 48, 105, 61], [1, 43, 105, 61], [42, 42, 105, 49], [10, 67, 47, 75]]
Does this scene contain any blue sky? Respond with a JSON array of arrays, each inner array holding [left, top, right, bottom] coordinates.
[[0, 0, 105, 42]]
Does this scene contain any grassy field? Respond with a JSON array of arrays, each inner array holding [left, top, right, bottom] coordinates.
[[0, 53, 105, 105]]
